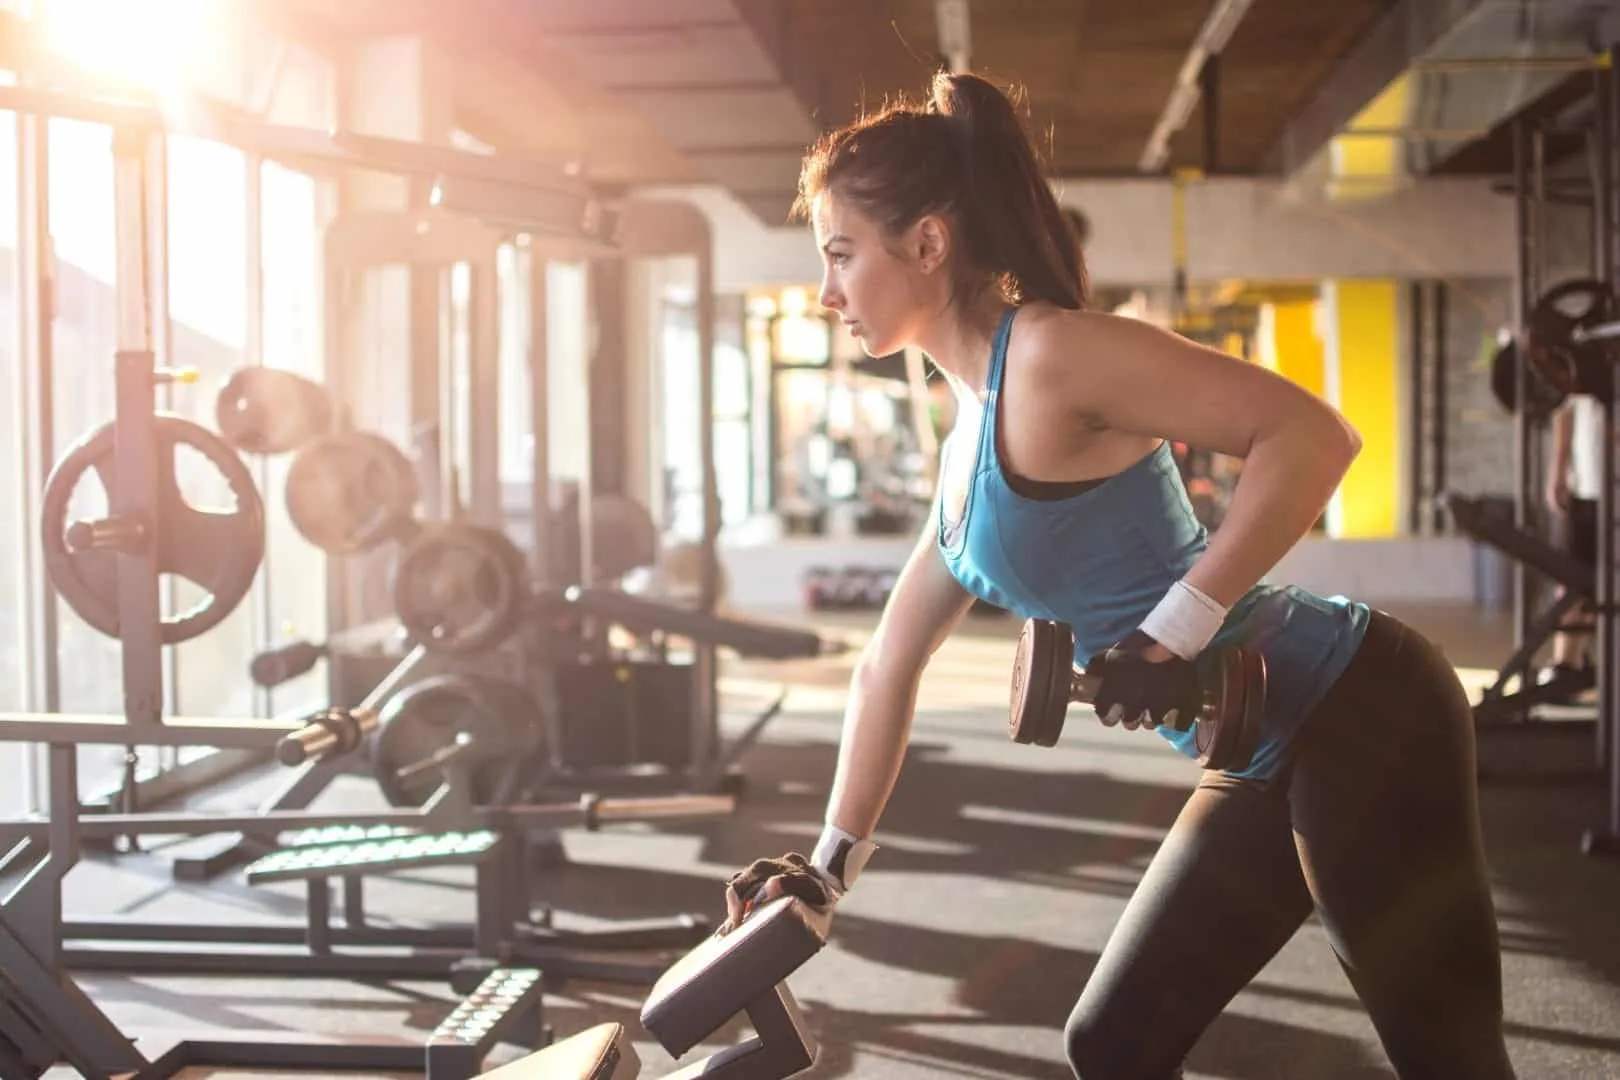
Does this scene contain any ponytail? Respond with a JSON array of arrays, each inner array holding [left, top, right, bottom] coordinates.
[[795, 71, 1089, 311], [929, 72, 1086, 310]]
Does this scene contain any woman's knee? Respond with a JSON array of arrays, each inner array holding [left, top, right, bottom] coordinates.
[[1064, 999, 1182, 1080]]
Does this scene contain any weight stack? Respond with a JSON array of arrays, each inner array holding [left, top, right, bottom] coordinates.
[[551, 660, 697, 771]]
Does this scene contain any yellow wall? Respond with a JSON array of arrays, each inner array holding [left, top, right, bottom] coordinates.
[[1266, 299, 1325, 399], [1327, 280, 1400, 537]]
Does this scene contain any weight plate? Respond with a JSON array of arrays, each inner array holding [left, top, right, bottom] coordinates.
[[215, 367, 335, 455], [550, 492, 660, 584], [592, 494, 659, 580], [371, 674, 542, 807], [1527, 278, 1618, 400], [285, 431, 419, 554], [393, 523, 530, 654], [40, 414, 265, 645], [1489, 338, 1565, 419]]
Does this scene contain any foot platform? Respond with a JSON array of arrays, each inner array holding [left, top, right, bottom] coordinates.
[[244, 829, 502, 884], [426, 966, 546, 1080]]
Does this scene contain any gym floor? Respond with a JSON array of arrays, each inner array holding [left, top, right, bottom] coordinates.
[[40, 601, 1620, 1079]]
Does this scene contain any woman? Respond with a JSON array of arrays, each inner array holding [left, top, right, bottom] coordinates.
[[723, 71, 1514, 1079]]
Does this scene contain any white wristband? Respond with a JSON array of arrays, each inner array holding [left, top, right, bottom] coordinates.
[[811, 823, 878, 892], [1138, 579, 1228, 660]]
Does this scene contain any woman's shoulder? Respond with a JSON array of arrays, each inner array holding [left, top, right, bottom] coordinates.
[[1006, 302, 1116, 380]]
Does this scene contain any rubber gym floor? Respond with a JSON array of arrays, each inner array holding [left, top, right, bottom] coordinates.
[[30, 601, 1620, 1079]]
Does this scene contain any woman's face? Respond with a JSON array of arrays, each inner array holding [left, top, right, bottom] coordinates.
[[812, 190, 942, 358]]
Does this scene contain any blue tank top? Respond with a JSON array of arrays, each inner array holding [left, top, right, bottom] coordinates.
[[937, 305, 1370, 779]]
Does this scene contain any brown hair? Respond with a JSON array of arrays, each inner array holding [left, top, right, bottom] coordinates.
[[792, 71, 1087, 310]]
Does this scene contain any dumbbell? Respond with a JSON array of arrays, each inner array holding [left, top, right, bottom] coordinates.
[[1009, 618, 1266, 772]]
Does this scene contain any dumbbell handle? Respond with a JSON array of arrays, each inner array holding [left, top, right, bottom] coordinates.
[[1069, 671, 1102, 703]]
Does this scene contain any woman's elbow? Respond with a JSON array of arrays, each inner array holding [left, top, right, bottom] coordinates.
[[1334, 414, 1364, 464], [1305, 400, 1361, 467]]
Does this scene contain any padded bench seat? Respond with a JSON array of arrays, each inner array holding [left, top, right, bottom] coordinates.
[[480, 1023, 637, 1079]]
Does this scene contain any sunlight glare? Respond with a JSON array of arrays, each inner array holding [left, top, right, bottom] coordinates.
[[39, 0, 214, 98]]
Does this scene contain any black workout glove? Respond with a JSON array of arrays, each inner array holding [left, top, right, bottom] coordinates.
[[1086, 630, 1203, 731], [727, 853, 840, 910]]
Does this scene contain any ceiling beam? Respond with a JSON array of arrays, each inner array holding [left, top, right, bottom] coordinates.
[[1139, 0, 1256, 173], [1258, 0, 1487, 178]]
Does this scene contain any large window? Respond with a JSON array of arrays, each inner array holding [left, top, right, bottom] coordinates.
[[545, 261, 588, 487], [47, 117, 121, 715], [0, 110, 21, 717], [258, 160, 326, 711], [167, 133, 252, 719]]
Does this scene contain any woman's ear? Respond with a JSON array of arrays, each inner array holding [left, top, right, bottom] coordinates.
[[914, 214, 950, 275]]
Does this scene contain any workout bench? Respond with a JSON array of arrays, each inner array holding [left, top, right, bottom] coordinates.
[[1443, 491, 1598, 720], [485, 895, 826, 1079]]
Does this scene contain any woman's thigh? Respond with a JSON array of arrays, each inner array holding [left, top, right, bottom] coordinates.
[[1065, 772, 1313, 1078], [1290, 611, 1514, 1079]]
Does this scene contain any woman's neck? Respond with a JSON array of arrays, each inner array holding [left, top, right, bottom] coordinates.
[[915, 289, 1013, 393]]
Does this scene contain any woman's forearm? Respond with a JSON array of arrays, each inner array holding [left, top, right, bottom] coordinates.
[[823, 666, 919, 838], [1183, 416, 1361, 609]]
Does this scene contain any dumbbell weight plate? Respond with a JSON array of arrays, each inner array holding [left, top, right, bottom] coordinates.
[[1194, 649, 1265, 772], [285, 431, 419, 554], [215, 367, 336, 456], [392, 523, 530, 654], [371, 674, 544, 807], [1009, 619, 1073, 747]]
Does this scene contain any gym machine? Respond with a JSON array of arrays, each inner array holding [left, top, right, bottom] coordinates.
[[1471, 44, 1620, 853], [35, 215, 737, 994]]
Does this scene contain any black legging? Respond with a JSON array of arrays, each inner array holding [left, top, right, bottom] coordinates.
[[1064, 610, 1515, 1079]]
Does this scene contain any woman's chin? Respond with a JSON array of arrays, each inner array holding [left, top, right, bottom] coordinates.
[[858, 333, 894, 357]]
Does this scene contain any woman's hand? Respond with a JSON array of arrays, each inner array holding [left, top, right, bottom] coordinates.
[[1087, 631, 1203, 732], [720, 853, 844, 935]]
